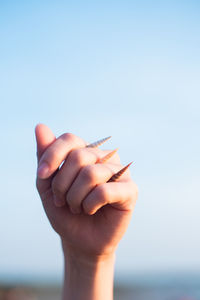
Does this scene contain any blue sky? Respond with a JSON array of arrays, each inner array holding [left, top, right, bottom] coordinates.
[[0, 0, 200, 280]]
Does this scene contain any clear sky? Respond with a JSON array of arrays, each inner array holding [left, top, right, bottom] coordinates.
[[0, 0, 200, 280]]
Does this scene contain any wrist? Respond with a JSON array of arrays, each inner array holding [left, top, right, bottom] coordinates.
[[61, 240, 115, 300], [61, 239, 116, 268]]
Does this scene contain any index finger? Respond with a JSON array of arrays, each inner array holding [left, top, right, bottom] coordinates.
[[37, 133, 86, 179]]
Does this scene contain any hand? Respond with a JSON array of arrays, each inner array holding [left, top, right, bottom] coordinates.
[[35, 123, 138, 260]]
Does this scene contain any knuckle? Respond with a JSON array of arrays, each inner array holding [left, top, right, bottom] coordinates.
[[96, 184, 108, 202], [69, 149, 85, 165], [60, 132, 76, 143], [81, 165, 97, 183]]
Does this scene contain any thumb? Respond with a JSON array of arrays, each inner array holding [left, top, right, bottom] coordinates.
[[35, 123, 56, 195], [35, 123, 56, 163]]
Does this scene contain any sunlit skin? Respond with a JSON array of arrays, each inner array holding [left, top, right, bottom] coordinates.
[[35, 124, 138, 300]]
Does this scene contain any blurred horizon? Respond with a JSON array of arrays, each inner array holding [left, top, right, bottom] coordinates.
[[1, 269, 200, 286], [0, 0, 200, 282]]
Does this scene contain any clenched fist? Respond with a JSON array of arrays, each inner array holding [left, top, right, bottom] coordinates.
[[35, 123, 138, 300]]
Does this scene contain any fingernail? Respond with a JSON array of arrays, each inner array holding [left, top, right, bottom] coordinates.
[[37, 162, 49, 178], [54, 195, 66, 207]]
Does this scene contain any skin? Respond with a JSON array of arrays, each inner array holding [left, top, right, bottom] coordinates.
[[35, 123, 138, 300]]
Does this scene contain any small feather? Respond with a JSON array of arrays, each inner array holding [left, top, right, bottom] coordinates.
[[97, 148, 118, 163], [86, 136, 111, 148], [107, 162, 133, 182]]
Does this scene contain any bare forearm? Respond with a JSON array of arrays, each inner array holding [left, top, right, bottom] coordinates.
[[62, 243, 115, 300]]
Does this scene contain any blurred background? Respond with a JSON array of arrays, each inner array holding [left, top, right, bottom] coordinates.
[[0, 0, 200, 299]]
